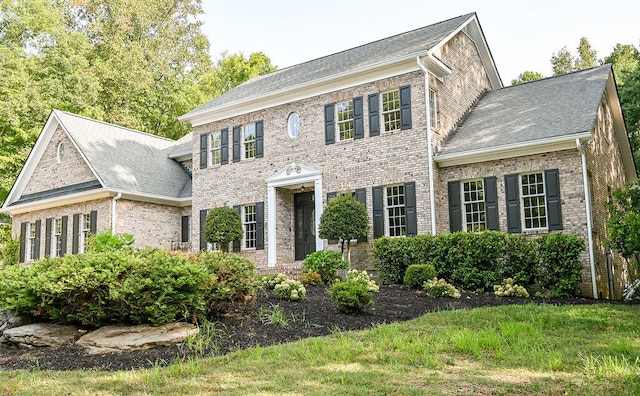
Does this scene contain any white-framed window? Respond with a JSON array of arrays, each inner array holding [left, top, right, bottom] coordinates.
[[56, 142, 64, 163], [243, 204, 257, 249], [381, 89, 401, 132], [52, 218, 63, 257], [429, 88, 438, 129], [27, 222, 37, 261], [243, 124, 256, 159], [207, 242, 220, 252], [210, 131, 222, 166], [336, 101, 354, 141], [80, 213, 91, 253], [462, 180, 486, 232], [385, 185, 406, 237], [521, 172, 547, 230]]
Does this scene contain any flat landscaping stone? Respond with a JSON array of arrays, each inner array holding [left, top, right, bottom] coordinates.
[[2, 323, 79, 348], [76, 322, 198, 354]]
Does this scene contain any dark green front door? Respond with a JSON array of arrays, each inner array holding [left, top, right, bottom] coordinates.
[[294, 192, 316, 261]]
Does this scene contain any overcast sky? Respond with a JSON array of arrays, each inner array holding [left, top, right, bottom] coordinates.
[[200, 1, 640, 86]]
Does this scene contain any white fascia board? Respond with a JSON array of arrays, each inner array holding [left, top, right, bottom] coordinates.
[[606, 74, 638, 181], [435, 133, 592, 167], [181, 55, 448, 127], [1, 189, 113, 216], [117, 190, 192, 207]]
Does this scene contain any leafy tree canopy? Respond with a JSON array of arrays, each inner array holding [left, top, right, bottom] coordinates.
[[551, 37, 600, 75], [511, 71, 544, 86], [606, 181, 640, 261], [203, 207, 243, 253]]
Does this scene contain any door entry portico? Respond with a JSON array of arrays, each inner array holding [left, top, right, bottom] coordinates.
[[294, 192, 316, 260]]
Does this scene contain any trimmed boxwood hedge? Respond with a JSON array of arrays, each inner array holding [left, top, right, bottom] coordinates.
[[374, 231, 584, 296]]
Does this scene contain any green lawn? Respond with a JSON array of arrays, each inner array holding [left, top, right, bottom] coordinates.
[[0, 303, 638, 395]]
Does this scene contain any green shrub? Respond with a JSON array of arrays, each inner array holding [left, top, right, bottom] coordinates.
[[0, 224, 19, 266], [345, 269, 379, 292], [494, 278, 529, 298], [328, 270, 378, 313], [302, 250, 348, 284], [87, 231, 134, 253], [198, 252, 257, 302], [274, 278, 306, 301], [502, 234, 538, 286], [300, 270, 322, 286], [422, 278, 461, 298], [255, 274, 287, 290], [403, 264, 437, 289], [536, 233, 585, 297]]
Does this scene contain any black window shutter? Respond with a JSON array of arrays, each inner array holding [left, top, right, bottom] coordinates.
[[45, 218, 52, 257], [61, 216, 68, 256], [233, 205, 241, 252], [448, 181, 462, 232], [72, 213, 80, 254], [505, 174, 522, 233], [368, 93, 380, 137], [484, 176, 499, 231], [19, 222, 26, 263], [34, 220, 41, 260], [324, 104, 335, 145], [90, 210, 97, 234], [199, 209, 208, 251], [199, 133, 208, 169], [232, 126, 241, 162], [255, 120, 264, 158], [256, 202, 265, 250], [221, 128, 229, 165], [404, 182, 417, 237], [545, 169, 563, 230], [181, 216, 190, 243], [353, 97, 364, 139], [326, 192, 338, 244], [372, 186, 384, 239], [355, 188, 368, 242], [399, 85, 412, 130]]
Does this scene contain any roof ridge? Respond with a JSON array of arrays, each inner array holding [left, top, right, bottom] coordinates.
[[504, 64, 611, 89], [53, 110, 177, 143]]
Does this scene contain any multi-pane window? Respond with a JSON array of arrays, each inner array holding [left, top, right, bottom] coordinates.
[[244, 124, 256, 159], [521, 172, 547, 229], [27, 222, 36, 261], [80, 213, 91, 253], [385, 185, 406, 237], [52, 218, 62, 257], [336, 101, 354, 141], [462, 180, 486, 232], [382, 90, 401, 132], [429, 88, 438, 129], [210, 131, 222, 166], [243, 204, 257, 249]]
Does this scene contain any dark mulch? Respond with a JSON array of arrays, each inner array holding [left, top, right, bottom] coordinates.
[[0, 285, 633, 371]]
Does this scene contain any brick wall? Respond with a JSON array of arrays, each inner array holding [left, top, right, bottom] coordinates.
[[115, 200, 186, 249], [23, 126, 97, 195]]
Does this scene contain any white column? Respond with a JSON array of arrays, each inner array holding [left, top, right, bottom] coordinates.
[[267, 185, 277, 267], [314, 177, 324, 251]]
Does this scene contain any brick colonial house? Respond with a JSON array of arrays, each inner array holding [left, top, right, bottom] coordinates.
[[2, 13, 636, 299]]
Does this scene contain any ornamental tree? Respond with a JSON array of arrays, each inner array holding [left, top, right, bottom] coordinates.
[[204, 206, 243, 253], [319, 194, 369, 264]]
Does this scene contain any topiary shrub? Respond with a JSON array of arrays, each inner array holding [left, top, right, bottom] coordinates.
[[203, 207, 243, 253], [318, 194, 369, 264], [328, 270, 378, 313], [302, 250, 348, 284], [536, 233, 585, 297], [403, 264, 437, 289], [422, 278, 461, 298]]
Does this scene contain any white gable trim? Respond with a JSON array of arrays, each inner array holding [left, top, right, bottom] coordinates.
[[606, 73, 637, 181], [435, 133, 592, 167], [2, 110, 104, 209]]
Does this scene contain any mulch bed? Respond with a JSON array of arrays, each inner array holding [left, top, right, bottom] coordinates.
[[0, 285, 633, 371]]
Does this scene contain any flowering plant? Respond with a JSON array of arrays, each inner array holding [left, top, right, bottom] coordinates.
[[423, 278, 461, 298], [494, 278, 529, 298], [274, 278, 306, 301], [300, 270, 323, 286], [345, 269, 379, 292]]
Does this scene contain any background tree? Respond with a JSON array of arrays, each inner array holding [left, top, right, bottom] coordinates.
[[318, 194, 369, 264], [551, 37, 600, 75], [511, 71, 544, 85], [203, 207, 243, 253], [606, 181, 640, 261]]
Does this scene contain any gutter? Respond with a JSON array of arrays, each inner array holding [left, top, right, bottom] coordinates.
[[577, 138, 598, 299], [111, 192, 122, 234], [417, 56, 437, 235]]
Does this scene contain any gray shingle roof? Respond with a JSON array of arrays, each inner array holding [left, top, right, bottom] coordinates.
[[183, 13, 475, 117], [438, 65, 612, 156], [54, 111, 191, 199]]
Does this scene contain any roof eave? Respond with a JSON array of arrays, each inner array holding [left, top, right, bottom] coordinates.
[[435, 133, 592, 167]]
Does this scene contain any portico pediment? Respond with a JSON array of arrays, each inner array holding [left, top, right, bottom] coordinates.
[[266, 162, 322, 186]]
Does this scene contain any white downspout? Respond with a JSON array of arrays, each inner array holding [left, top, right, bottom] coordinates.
[[417, 56, 437, 235], [577, 138, 598, 299], [111, 192, 122, 234]]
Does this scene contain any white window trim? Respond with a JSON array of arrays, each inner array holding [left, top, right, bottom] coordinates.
[[243, 123, 256, 159], [336, 101, 354, 141], [461, 179, 486, 232], [384, 184, 407, 238], [26, 222, 36, 262], [80, 213, 91, 253], [243, 204, 257, 250], [52, 218, 62, 258], [56, 142, 64, 163], [209, 131, 222, 166], [381, 89, 401, 133], [207, 242, 220, 252], [520, 171, 548, 231], [429, 88, 438, 130]]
